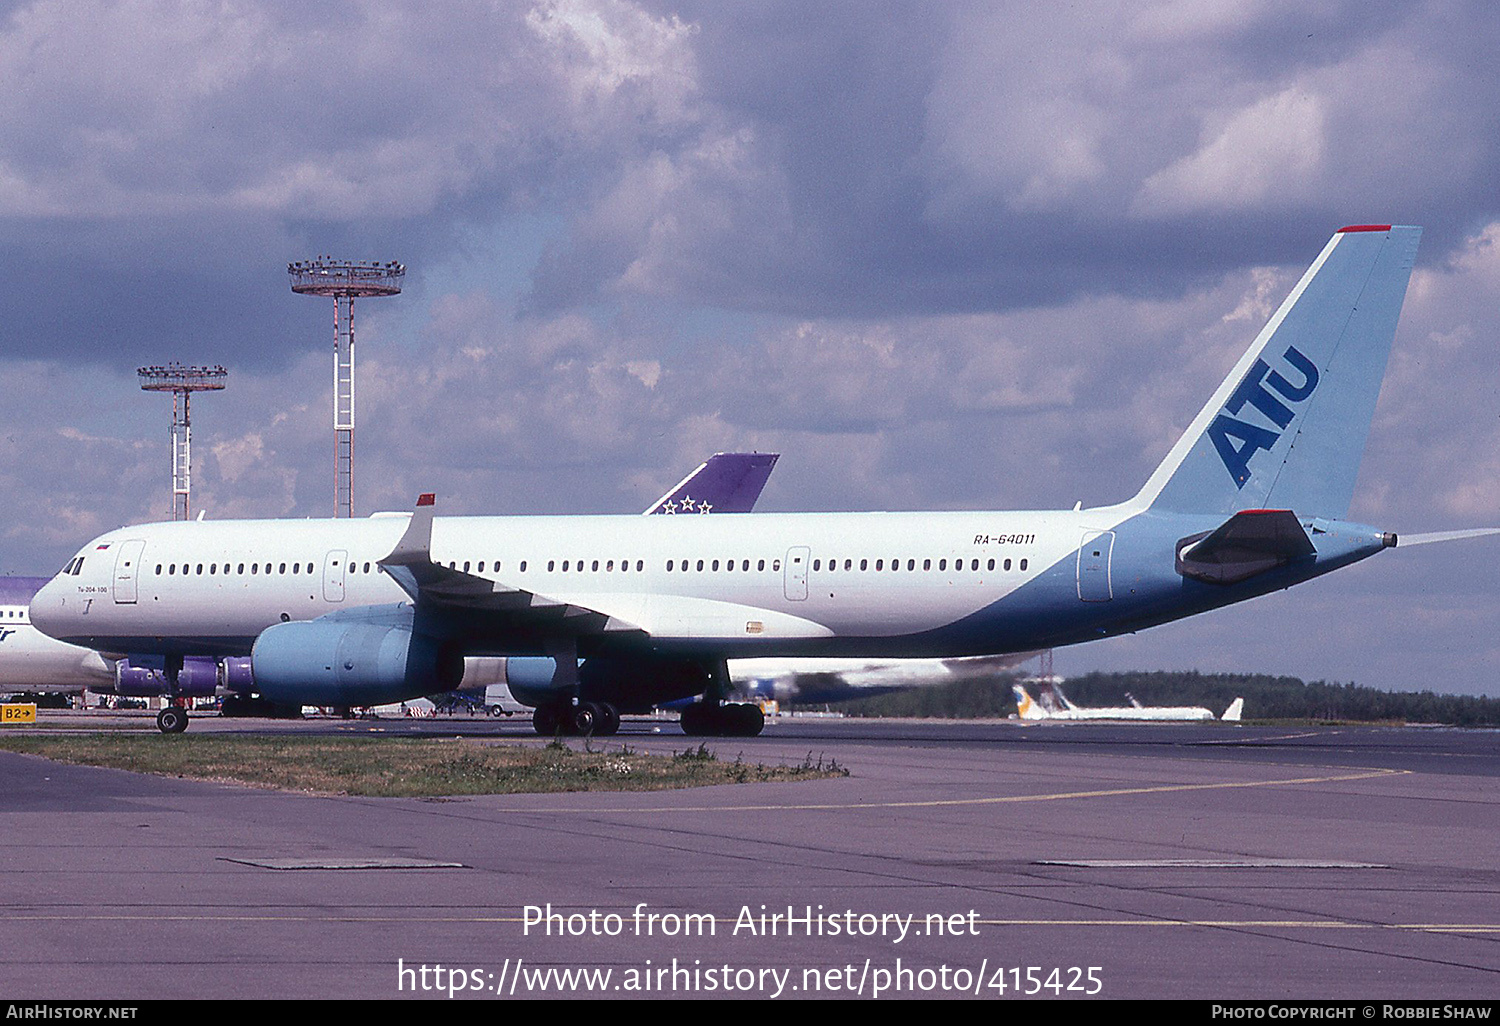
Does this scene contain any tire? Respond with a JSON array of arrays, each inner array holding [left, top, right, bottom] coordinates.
[[733, 703, 765, 737], [157, 706, 188, 734], [596, 704, 621, 736], [571, 702, 599, 736], [533, 705, 561, 736], [679, 704, 709, 736]]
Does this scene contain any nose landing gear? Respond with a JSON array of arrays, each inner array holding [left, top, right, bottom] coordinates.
[[156, 705, 189, 734]]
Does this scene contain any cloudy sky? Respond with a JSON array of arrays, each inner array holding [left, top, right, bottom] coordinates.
[[3, 0, 1499, 693]]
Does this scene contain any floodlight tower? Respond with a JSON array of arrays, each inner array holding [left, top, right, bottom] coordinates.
[[288, 257, 405, 518], [138, 364, 228, 521]]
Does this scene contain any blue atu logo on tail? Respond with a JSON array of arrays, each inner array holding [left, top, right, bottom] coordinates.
[[1208, 345, 1319, 487]]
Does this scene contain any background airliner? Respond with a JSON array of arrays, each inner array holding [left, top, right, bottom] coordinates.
[[0, 576, 114, 695], [1012, 682, 1243, 722], [33, 225, 1498, 735]]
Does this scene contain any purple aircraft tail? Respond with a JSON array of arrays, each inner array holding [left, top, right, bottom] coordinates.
[[644, 452, 779, 515]]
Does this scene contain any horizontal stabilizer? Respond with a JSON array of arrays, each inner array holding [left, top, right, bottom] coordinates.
[[1176, 509, 1315, 585]]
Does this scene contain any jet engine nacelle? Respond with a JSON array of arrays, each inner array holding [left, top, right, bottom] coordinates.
[[110, 656, 220, 698], [250, 621, 462, 707]]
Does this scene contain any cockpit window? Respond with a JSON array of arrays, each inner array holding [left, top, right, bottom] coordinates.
[[71, 557, 85, 576]]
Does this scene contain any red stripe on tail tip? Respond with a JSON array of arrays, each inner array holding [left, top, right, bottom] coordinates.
[[417, 493, 435, 506], [1337, 224, 1391, 233]]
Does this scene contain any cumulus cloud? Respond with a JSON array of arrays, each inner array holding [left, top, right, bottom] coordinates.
[[1134, 88, 1327, 215]]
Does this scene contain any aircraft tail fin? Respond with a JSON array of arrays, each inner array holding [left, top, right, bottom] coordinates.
[[1131, 225, 1421, 519], [1221, 697, 1244, 722], [644, 453, 779, 515], [1012, 684, 1046, 720]]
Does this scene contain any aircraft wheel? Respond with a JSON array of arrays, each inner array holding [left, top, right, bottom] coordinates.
[[157, 706, 189, 734], [596, 704, 621, 736], [733, 703, 764, 737], [533, 705, 561, 736], [679, 704, 709, 736], [570, 702, 600, 736]]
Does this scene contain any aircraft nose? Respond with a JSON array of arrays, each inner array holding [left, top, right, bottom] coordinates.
[[30, 577, 70, 640]]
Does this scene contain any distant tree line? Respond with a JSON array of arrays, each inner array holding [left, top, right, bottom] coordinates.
[[822, 670, 1500, 726]]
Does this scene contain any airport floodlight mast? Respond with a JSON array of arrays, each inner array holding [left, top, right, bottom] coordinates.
[[288, 257, 405, 518], [137, 364, 228, 522]]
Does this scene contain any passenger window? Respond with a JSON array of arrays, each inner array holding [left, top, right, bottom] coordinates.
[[697, 560, 705, 571], [251, 564, 257, 575], [813, 559, 821, 571], [1020, 559, 1028, 571], [939, 559, 947, 571], [279, 563, 287, 574], [924, 559, 931, 570], [711, 560, 720, 571], [987, 559, 995, 571], [860, 559, 868, 571], [758, 560, 765, 571], [875, 559, 883, 571]]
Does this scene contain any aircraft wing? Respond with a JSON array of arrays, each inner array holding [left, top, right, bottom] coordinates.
[[643, 452, 779, 515], [379, 494, 830, 646]]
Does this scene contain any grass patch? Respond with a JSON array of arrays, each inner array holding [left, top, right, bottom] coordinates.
[[0, 735, 848, 797]]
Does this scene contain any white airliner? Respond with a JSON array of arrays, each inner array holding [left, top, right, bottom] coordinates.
[[0, 577, 114, 694], [1011, 682, 1244, 722], [732, 653, 1038, 706], [32, 225, 1500, 736], [0, 453, 777, 714]]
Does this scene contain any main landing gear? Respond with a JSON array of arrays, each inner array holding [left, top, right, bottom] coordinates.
[[679, 701, 764, 738], [533, 701, 621, 737]]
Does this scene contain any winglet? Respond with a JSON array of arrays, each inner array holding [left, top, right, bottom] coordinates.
[[384, 493, 437, 567]]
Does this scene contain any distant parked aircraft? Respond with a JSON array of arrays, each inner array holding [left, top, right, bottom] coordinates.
[[1013, 681, 1243, 722]]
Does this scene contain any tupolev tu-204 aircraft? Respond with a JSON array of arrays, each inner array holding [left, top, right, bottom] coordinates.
[[32, 225, 1500, 735]]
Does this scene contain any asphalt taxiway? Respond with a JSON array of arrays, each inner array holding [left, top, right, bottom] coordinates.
[[2, 711, 1497, 999]]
